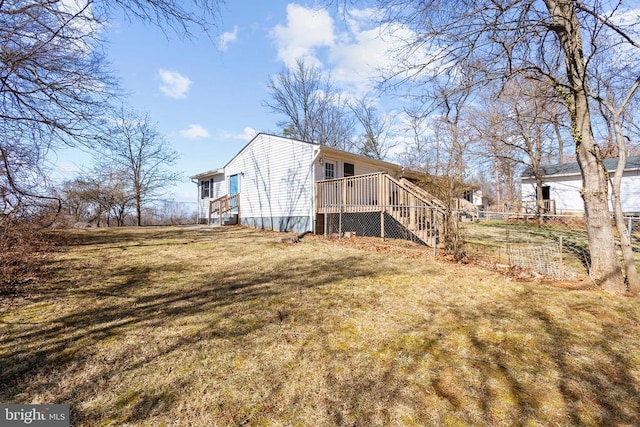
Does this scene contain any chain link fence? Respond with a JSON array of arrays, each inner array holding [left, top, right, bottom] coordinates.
[[466, 212, 590, 279], [321, 204, 442, 253], [323, 204, 640, 280]]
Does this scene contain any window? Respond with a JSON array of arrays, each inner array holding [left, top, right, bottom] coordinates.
[[324, 162, 335, 179], [541, 185, 550, 200], [201, 180, 210, 199], [344, 162, 355, 177]]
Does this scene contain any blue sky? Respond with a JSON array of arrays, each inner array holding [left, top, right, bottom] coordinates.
[[50, 0, 420, 205]]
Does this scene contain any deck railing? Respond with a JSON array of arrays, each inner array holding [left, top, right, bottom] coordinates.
[[315, 172, 443, 213], [209, 193, 240, 225], [520, 199, 557, 215], [315, 173, 445, 246]]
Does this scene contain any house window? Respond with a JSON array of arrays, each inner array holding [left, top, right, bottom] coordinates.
[[344, 162, 355, 177], [324, 162, 335, 179], [201, 180, 210, 199], [541, 185, 550, 200]]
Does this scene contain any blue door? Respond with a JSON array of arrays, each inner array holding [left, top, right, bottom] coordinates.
[[229, 174, 239, 196]]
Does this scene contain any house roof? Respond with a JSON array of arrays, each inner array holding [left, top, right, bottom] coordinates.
[[189, 168, 224, 180], [522, 155, 640, 178], [192, 132, 421, 179]]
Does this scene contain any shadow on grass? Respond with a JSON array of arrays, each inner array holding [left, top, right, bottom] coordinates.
[[0, 226, 393, 425], [371, 294, 640, 426], [2, 226, 639, 425]]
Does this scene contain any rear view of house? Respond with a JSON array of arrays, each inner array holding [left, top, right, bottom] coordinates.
[[192, 133, 444, 245]]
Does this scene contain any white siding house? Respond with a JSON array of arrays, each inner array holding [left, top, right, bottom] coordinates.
[[224, 134, 316, 232], [521, 156, 640, 215], [191, 133, 412, 232]]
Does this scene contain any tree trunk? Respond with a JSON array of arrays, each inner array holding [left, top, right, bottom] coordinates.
[[136, 198, 142, 227], [534, 174, 545, 218], [576, 137, 624, 291], [544, 0, 624, 292], [610, 113, 640, 295]]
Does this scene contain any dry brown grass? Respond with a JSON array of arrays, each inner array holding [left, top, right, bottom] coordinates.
[[1, 225, 640, 426]]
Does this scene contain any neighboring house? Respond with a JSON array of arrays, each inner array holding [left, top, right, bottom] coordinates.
[[520, 156, 640, 215], [191, 133, 443, 245]]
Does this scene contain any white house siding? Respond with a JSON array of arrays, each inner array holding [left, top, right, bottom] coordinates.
[[521, 176, 584, 213], [313, 156, 395, 181], [225, 134, 316, 232], [522, 169, 640, 214], [212, 175, 225, 199], [620, 171, 640, 214]]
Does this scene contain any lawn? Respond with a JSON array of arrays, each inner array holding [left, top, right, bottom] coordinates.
[[1, 226, 640, 426]]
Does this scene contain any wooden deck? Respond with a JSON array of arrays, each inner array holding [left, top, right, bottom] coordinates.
[[315, 172, 444, 246], [209, 193, 240, 225]]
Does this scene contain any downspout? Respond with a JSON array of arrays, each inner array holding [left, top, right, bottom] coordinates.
[[311, 147, 321, 233], [190, 178, 200, 224]]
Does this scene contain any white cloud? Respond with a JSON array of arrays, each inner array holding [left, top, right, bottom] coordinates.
[[180, 124, 210, 139], [269, 5, 432, 95], [158, 69, 192, 99], [271, 4, 335, 69], [239, 126, 259, 140], [330, 19, 434, 94], [219, 26, 239, 51], [220, 127, 259, 141]]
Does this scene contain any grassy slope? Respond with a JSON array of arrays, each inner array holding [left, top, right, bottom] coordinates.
[[1, 226, 639, 426]]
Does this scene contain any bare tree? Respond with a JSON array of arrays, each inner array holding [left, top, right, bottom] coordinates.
[[265, 58, 355, 149], [350, 0, 640, 293], [472, 78, 566, 215], [0, 0, 223, 213], [396, 114, 432, 172], [103, 107, 181, 226], [349, 97, 396, 160], [592, 80, 640, 294], [60, 164, 134, 227]]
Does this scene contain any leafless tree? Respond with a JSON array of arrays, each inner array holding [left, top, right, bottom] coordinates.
[[265, 58, 355, 149], [0, 0, 223, 214], [471, 78, 566, 215], [60, 164, 134, 227], [102, 107, 181, 226], [0, 0, 223, 291], [591, 81, 640, 294], [345, 0, 640, 294], [396, 114, 432, 172], [349, 97, 396, 160]]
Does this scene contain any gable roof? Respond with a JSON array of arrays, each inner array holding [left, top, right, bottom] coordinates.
[[192, 132, 421, 179], [522, 156, 640, 178]]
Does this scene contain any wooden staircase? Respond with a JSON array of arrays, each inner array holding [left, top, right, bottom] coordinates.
[[208, 193, 240, 226], [315, 173, 444, 246]]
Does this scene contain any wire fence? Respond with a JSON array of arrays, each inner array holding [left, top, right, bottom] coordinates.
[[323, 204, 640, 280], [322, 204, 441, 254]]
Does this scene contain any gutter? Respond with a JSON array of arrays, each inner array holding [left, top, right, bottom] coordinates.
[[310, 147, 321, 234]]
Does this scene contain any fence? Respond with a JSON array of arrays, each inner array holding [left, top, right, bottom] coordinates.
[[322, 204, 442, 252], [324, 204, 640, 280]]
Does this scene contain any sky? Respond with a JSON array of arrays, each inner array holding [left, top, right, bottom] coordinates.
[[49, 0, 417, 206]]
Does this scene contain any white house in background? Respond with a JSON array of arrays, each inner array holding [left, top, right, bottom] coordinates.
[[520, 156, 640, 215], [191, 133, 444, 243]]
